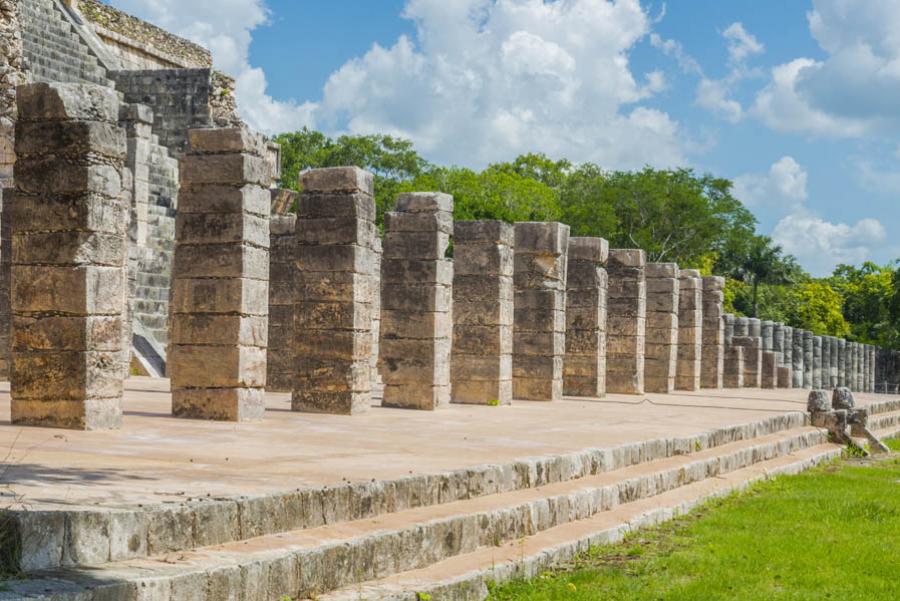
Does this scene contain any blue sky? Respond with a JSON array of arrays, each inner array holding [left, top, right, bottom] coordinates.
[[109, 0, 900, 276]]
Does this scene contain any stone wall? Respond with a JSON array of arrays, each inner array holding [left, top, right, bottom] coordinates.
[[0, 0, 23, 186]]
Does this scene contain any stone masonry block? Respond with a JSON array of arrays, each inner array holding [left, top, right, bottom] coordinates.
[[300, 166, 374, 196]]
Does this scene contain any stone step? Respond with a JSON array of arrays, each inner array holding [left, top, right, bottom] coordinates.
[[867, 409, 900, 432], [7, 413, 809, 573], [865, 397, 900, 415], [319, 444, 842, 601], [1, 439, 840, 601]]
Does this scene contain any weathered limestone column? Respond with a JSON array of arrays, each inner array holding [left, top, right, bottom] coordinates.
[[822, 336, 832, 389], [748, 318, 762, 339], [803, 330, 814, 388], [293, 167, 376, 414], [724, 314, 735, 347], [732, 336, 762, 387], [724, 346, 744, 388], [852, 342, 860, 391], [644, 263, 679, 393], [606, 249, 646, 394], [772, 323, 785, 365], [370, 236, 383, 395], [266, 214, 295, 392], [791, 328, 804, 388], [452, 221, 514, 404], [782, 325, 793, 383], [761, 320, 774, 354], [701, 276, 725, 389], [119, 103, 152, 247], [676, 269, 703, 391], [563, 237, 608, 398], [0, 187, 11, 378], [11, 83, 127, 429], [870, 346, 877, 393], [170, 127, 270, 421], [837, 338, 847, 387], [865, 345, 873, 392], [812, 336, 823, 389], [381, 193, 453, 409], [761, 351, 778, 389], [733, 316, 749, 337]]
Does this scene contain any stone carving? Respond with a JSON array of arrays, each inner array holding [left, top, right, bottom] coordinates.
[[606, 249, 646, 394], [563, 236, 608, 398], [701, 276, 725, 389]]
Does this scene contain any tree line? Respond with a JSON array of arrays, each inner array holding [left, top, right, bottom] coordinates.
[[274, 128, 900, 350]]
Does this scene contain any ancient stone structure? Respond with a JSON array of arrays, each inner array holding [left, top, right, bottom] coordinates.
[[370, 236, 383, 395], [381, 192, 453, 410], [782, 325, 794, 386], [748, 318, 761, 339], [644, 263, 679, 393], [803, 330, 814, 388], [761, 351, 778, 389], [838, 337, 847, 387], [812, 336, 823, 389], [169, 127, 270, 421], [723, 313, 735, 346], [10, 82, 127, 429], [675, 269, 702, 391], [0, 0, 23, 185], [761, 320, 774, 354], [724, 345, 744, 388], [732, 336, 762, 388], [293, 167, 376, 414], [563, 236, 608, 398], [512, 222, 569, 401], [822, 336, 832, 389], [733, 316, 748, 337], [452, 221, 514, 405], [606, 249, 646, 394], [701, 276, 725, 389], [266, 213, 295, 392]]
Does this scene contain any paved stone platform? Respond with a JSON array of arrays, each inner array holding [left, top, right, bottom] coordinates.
[[0, 377, 886, 511]]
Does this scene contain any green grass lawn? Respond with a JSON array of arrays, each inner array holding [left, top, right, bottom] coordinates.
[[489, 440, 900, 601]]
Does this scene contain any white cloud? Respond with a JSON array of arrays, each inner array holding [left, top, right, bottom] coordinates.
[[733, 156, 807, 208], [723, 22, 764, 64], [772, 210, 886, 276], [696, 77, 743, 122], [108, 0, 316, 134], [650, 33, 702, 75], [315, 0, 687, 168]]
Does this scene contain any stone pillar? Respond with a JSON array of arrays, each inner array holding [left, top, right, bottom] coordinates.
[[381, 193, 453, 410], [606, 249, 646, 394], [761, 351, 778, 389], [724, 314, 735, 347], [782, 325, 793, 369], [838, 338, 847, 387], [852, 342, 860, 391], [733, 316, 749, 337], [676, 269, 703, 391], [266, 214, 295, 392], [0, 187, 10, 379], [777, 365, 792, 388], [761, 320, 774, 353], [724, 346, 744, 388], [812, 336, 823, 389], [871, 346, 877, 393], [452, 221, 514, 405], [170, 127, 271, 421], [370, 237, 383, 396], [119, 103, 152, 247], [865, 345, 873, 392], [822, 336, 832, 389], [748, 318, 762, 339], [563, 237, 608, 398], [803, 330, 813, 388], [791, 328, 804, 388], [293, 167, 376, 414], [772, 323, 785, 365], [732, 337, 761, 387], [10, 83, 127, 429], [644, 263, 679, 393], [701, 276, 725, 389], [512, 222, 568, 401]]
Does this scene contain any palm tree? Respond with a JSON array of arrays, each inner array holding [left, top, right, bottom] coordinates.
[[734, 236, 800, 317]]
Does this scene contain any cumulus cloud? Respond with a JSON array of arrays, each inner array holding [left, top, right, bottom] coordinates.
[[722, 22, 764, 64], [316, 0, 686, 168], [695, 22, 763, 123], [108, 0, 316, 134], [733, 156, 808, 208], [772, 210, 886, 276], [650, 33, 702, 75]]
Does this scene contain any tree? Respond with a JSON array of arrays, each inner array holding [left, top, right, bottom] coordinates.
[[830, 261, 898, 346], [727, 236, 801, 318]]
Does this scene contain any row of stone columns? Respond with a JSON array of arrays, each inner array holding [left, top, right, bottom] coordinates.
[[5, 84, 892, 429]]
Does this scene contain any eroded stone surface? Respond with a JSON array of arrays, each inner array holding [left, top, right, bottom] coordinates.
[[564, 237, 608, 398], [606, 249, 645, 394]]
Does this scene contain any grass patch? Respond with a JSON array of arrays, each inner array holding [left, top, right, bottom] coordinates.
[[489, 450, 900, 600]]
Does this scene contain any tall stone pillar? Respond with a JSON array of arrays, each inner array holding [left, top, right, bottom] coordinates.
[[822, 336, 832, 389], [512, 222, 568, 401], [871, 346, 877, 393], [866, 345, 873, 392], [293, 167, 376, 414], [606, 249, 646, 394], [761, 351, 778, 389], [701, 276, 725, 389], [782, 325, 793, 386], [676, 269, 703, 391], [732, 336, 762, 387], [266, 214, 295, 392], [370, 237, 383, 396], [171, 127, 270, 421], [452, 221, 514, 405], [381, 193, 453, 410], [724, 346, 744, 388], [119, 103, 152, 247], [791, 328, 805, 388], [733, 316, 749, 337], [644, 263, 679, 393], [11, 83, 127, 429], [803, 330, 814, 388], [748, 318, 762, 339], [0, 187, 11, 379], [837, 338, 847, 387], [724, 314, 735, 347], [772, 323, 784, 364], [852, 342, 861, 391], [563, 237, 608, 398], [812, 336, 823, 389], [761, 320, 774, 354]]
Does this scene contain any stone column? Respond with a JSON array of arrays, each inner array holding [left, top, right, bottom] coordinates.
[[865, 345, 873, 392], [761, 320, 774, 354], [701, 276, 725, 389], [838, 338, 847, 387], [812, 336, 823, 389], [791, 328, 804, 388], [676, 269, 703, 391], [293, 167, 376, 414], [803, 330, 814, 388], [0, 187, 10, 379], [452, 221, 514, 405], [772, 323, 784, 365], [782, 325, 793, 385], [170, 127, 270, 421], [370, 237, 383, 396], [644, 263, 679, 393], [381, 193, 453, 410], [732, 336, 761, 387], [871, 346, 877, 393], [822, 336, 832, 389], [606, 249, 646, 394], [512, 222, 569, 401], [724, 314, 735, 347], [733, 316, 749, 337], [266, 214, 295, 392], [11, 83, 127, 429], [563, 237, 608, 398], [724, 346, 744, 388], [748, 318, 762, 339], [761, 351, 778, 389], [119, 103, 152, 247], [852, 342, 861, 391]]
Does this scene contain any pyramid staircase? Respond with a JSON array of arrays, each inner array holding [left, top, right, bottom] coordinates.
[[1, 412, 856, 600]]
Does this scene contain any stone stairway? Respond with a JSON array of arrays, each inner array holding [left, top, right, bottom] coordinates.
[[2, 415, 844, 600], [18, 0, 114, 87], [866, 397, 900, 440]]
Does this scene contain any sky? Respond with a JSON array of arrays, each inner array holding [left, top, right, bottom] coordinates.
[[107, 0, 900, 277]]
